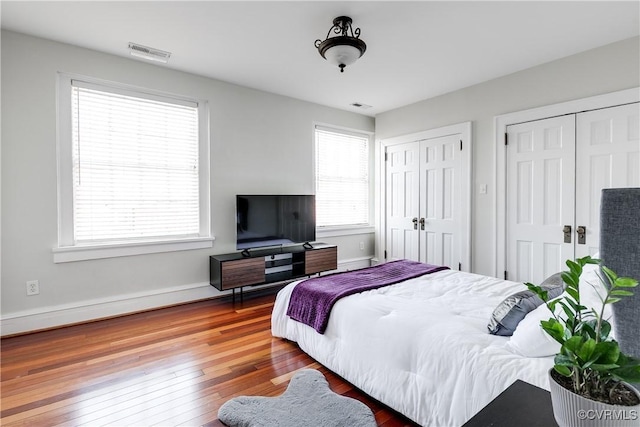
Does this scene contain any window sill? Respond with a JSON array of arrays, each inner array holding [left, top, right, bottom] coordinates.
[[52, 236, 215, 263], [316, 226, 375, 238]]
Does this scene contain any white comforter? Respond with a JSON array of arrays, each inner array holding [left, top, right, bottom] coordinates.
[[271, 269, 554, 427]]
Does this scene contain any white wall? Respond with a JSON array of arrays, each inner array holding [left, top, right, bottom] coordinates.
[[0, 31, 374, 334], [375, 36, 640, 277]]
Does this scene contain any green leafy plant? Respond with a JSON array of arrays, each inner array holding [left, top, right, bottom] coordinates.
[[526, 256, 640, 405]]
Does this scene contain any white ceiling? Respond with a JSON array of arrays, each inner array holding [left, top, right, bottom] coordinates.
[[2, 1, 639, 116]]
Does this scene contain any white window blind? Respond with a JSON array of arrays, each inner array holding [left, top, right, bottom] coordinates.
[[71, 81, 200, 243], [315, 126, 370, 227]]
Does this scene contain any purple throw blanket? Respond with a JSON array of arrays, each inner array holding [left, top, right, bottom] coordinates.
[[286, 259, 449, 334]]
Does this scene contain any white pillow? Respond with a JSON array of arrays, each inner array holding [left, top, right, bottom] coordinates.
[[505, 297, 561, 357], [579, 263, 613, 321], [506, 264, 615, 358]]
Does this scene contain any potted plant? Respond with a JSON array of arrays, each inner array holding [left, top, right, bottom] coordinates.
[[526, 256, 640, 427]]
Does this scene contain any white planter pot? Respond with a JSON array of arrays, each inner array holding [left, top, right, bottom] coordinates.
[[548, 370, 640, 427]]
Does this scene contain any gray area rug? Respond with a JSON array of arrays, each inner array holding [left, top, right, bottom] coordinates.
[[218, 369, 377, 427]]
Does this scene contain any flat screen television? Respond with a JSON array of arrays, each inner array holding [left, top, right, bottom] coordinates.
[[236, 195, 316, 251]]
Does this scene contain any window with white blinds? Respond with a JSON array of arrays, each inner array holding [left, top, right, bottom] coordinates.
[[315, 126, 370, 227], [70, 81, 201, 243], [55, 76, 211, 262]]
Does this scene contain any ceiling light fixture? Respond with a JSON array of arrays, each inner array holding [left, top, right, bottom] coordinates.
[[315, 16, 366, 73], [128, 42, 171, 63]]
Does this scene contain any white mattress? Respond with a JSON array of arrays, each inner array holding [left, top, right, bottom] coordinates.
[[271, 269, 554, 426]]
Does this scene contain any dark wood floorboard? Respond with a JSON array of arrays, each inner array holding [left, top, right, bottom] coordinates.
[[1, 288, 419, 426]]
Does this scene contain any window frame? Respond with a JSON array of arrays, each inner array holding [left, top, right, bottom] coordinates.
[[54, 74, 212, 263], [314, 123, 374, 236]]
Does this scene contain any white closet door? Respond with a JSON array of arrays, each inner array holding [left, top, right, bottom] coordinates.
[[419, 134, 462, 268], [506, 115, 576, 284], [575, 103, 640, 258], [385, 141, 420, 261]]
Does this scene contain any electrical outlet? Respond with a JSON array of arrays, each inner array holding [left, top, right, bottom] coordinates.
[[26, 280, 40, 296], [359, 241, 365, 251]]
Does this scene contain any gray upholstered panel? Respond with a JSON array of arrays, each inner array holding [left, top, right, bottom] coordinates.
[[599, 188, 640, 365]]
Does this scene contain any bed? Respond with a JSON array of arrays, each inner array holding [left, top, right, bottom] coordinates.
[[271, 188, 640, 426]]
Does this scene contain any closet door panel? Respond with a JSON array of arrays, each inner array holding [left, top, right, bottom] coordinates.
[[575, 103, 640, 258], [386, 142, 420, 261], [506, 115, 576, 284], [419, 134, 462, 268]]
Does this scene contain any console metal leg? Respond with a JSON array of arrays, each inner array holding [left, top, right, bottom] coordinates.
[[232, 287, 244, 304]]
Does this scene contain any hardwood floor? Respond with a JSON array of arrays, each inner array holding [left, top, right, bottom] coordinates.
[[1, 288, 418, 426]]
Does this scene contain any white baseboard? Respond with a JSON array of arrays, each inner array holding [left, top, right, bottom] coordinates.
[[335, 256, 372, 271], [0, 257, 373, 336], [0, 281, 222, 336]]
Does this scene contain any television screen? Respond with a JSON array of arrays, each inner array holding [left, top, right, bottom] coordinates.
[[236, 195, 316, 250]]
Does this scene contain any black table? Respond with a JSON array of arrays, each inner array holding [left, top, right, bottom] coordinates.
[[462, 380, 558, 427]]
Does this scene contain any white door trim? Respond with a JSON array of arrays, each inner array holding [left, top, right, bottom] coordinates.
[[378, 121, 472, 270], [495, 87, 639, 278]]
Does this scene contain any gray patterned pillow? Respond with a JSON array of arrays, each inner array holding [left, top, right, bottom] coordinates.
[[488, 273, 564, 336]]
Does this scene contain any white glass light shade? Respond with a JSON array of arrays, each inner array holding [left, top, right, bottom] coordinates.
[[316, 30, 366, 72], [323, 44, 362, 67]]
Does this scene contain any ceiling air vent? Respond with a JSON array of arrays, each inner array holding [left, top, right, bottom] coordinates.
[[128, 43, 171, 63], [350, 102, 372, 110]]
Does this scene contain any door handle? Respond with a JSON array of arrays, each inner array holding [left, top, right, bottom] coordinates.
[[576, 226, 586, 245], [419, 218, 426, 230], [412, 217, 418, 230], [563, 225, 572, 243]]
